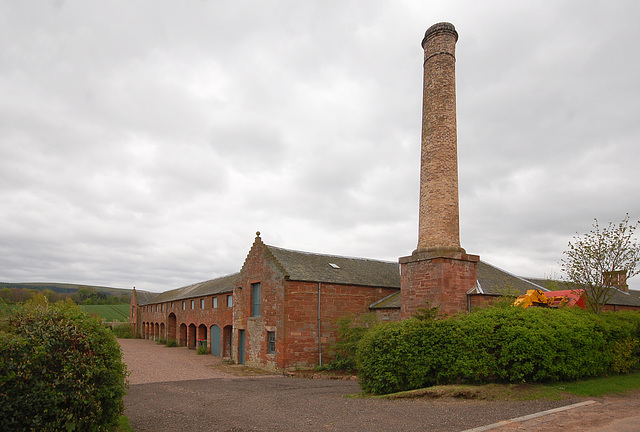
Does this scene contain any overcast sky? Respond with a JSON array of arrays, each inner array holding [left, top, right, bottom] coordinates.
[[2, 1, 639, 293]]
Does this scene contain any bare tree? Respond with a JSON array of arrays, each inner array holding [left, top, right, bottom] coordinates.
[[561, 214, 640, 313]]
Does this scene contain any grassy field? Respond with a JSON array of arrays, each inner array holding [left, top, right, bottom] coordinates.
[[79, 304, 130, 322]]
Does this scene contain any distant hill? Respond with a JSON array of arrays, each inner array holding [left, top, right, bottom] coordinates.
[[0, 282, 133, 297]]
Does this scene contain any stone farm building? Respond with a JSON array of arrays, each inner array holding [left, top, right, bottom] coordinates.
[[129, 232, 640, 372], [130, 22, 640, 372]]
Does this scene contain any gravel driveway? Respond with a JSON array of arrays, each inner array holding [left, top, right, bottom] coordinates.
[[119, 339, 636, 432]]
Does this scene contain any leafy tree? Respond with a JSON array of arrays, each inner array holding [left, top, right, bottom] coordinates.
[[561, 214, 640, 313]]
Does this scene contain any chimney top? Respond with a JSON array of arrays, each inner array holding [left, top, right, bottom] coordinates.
[[422, 22, 458, 48]]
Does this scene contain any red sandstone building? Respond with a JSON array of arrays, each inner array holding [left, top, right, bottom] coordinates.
[[130, 22, 640, 371]]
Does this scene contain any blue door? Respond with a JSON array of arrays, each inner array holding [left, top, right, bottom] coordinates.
[[238, 330, 246, 365], [210, 325, 221, 356]]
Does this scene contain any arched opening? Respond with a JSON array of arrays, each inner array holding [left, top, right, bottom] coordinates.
[[154, 323, 160, 340], [167, 313, 177, 342], [144, 322, 149, 339], [179, 323, 187, 347], [197, 324, 207, 352], [210, 325, 221, 356], [187, 323, 197, 349], [222, 325, 233, 357], [160, 322, 165, 340]]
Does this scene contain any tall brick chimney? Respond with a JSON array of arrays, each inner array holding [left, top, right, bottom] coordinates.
[[418, 22, 462, 253], [400, 23, 479, 318]]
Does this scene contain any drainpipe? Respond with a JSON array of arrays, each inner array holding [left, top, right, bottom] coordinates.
[[318, 282, 322, 367]]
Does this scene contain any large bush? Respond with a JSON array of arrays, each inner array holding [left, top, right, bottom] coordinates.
[[357, 306, 640, 394], [0, 299, 128, 431]]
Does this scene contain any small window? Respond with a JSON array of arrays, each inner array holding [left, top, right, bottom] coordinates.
[[251, 283, 261, 317], [227, 295, 233, 307], [267, 331, 275, 354], [171, 302, 174, 308], [162, 304, 165, 312], [182, 301, 186, 310], [212, 297, 218, 308], [200, 298, 205, 309], [191, 300, 195, 309]]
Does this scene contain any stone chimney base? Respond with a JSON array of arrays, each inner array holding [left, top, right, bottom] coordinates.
[[400, 251, 479, 318]]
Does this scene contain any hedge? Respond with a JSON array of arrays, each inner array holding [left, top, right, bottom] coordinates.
[[357, 306, 640, 394], [0, 299, 129, 431]]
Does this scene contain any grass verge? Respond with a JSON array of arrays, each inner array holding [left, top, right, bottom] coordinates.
[[366, 372, 640, 401], [114, 415, 135, 432], [552, 372, 640, 397]]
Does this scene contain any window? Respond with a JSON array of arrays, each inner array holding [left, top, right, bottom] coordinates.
[[200, 298, 205, 309], [212, 297, 218, 308], [191, 300, 195, 309], [251, 283, 261, 317], [182, 301, 186, 310], [267, 331, 275, 354], [227, 295, 233, 307], [171, 302, 174, 308], [162, 303, 165, 312]]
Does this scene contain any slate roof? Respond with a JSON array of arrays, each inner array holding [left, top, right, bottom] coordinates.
[[370, 260, 640, 309], [369, 291, 402, 309], [265, 245, 401, 289], [604, 289, 640, 307], [471, 261, 547, 295], [525, 278, 640, 307], [133, 289, 157, 306], [137, 273, 238, 306], [371, 260, 548, 310]]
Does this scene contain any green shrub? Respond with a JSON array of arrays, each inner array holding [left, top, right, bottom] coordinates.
[[196, 345, 208, 355], [166, 339, 178, 347], [357, 306, 640, 394], [0, 299, 129, 431], [318, 313, 378, 372], [156, 337, 167, 345], [111, 323, 138, 339]]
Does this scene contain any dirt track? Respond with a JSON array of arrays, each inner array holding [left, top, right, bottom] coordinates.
[[120, 339, 640, 432]]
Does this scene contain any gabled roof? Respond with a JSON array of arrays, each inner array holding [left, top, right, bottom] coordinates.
[[470, 261, 547, 295], [525, 278, 640, 307], [372, 260, 548, 309], [134, 289, 156, 306], [369, 291, 402, 309], [265, 244, 401, 289], [605, 288, 640, 307], [138, 273, 238, 306]]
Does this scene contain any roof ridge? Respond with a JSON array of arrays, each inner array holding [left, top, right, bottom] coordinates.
[[480, 260, 548, 291], [265, 244, 398, 265]]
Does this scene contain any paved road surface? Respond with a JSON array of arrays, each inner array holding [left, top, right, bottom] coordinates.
[[120, 339, 639, 432]]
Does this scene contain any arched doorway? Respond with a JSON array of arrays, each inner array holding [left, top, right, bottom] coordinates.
[[187, 323, 196, 349], [154, 323, 159, 340], [160, 323, 165, 340], [179, 323, 187, 347], [167, 313, 177, 342], [210, 325, 221, 356], [197, 324, 207, 352]]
